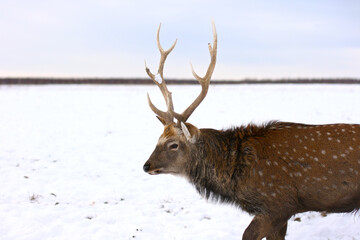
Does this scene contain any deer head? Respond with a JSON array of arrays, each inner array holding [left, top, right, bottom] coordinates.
[[143, 21, 217, 176]]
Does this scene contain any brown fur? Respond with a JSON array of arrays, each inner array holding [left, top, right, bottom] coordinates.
[[161, 123, 179, 139], [144, 121, 360, 239]]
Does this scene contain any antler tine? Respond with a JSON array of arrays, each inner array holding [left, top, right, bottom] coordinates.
[[156, 23, 178, 79], [172, 20, 217, 123], [145, 23, 178, 125]]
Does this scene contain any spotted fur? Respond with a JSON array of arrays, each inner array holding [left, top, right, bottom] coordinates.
[[144, 121, 360, 239]]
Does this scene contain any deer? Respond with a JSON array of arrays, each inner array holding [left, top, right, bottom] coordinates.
[[142, 21, 360, 240]]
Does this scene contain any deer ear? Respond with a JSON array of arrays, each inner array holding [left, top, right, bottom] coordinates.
[[180, 122, 198, 143], [156, 116, 167, 125]]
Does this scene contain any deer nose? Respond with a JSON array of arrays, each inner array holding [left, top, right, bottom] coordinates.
[[143, 162, 151, 172]]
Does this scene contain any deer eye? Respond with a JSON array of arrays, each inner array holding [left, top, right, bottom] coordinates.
[[169, 143, 179, 150]]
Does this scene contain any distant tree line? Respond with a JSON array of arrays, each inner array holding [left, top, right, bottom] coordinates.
[[1, 77, 360, 85]]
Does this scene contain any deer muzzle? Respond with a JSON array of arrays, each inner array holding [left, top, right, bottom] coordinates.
[[143, 160, 163, 175]]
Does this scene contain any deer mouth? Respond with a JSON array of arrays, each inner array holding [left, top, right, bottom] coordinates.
[[148, 168, 164, 175], [148, 168, 178, 175]]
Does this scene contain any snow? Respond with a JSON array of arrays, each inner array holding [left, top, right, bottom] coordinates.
[[155, 74, 163, 84], [0, 84, 360, 240]]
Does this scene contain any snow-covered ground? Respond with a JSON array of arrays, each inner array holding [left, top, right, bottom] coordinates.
[[0, 84, 359, 240]]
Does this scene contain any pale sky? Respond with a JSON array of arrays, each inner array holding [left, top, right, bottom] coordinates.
[[0, 0, 359, 79]]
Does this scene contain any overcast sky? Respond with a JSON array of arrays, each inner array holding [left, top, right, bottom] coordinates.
[[0, 0, 359, 79]]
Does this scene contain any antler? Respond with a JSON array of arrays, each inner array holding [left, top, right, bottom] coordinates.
[[145, 23, 177, 125], [146, 21, 217, 125], [172, 21, 217, 123]]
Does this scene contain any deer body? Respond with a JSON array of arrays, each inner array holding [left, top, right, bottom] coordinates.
[[187, 122, 360, 215], [143, 22, 360, 239]]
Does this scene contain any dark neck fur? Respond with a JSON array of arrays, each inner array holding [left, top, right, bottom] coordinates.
[[184, 122, 278, 204]]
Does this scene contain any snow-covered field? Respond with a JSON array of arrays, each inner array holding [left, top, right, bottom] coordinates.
[[0, 84, 360, 240]]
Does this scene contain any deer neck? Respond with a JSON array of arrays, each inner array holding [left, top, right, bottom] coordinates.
[[185, 128, 253, 202]]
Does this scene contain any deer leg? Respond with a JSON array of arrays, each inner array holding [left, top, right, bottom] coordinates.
[[267, 222, 287, 240], [242, 215, 288, 240], [242, 215, 263, 240]]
